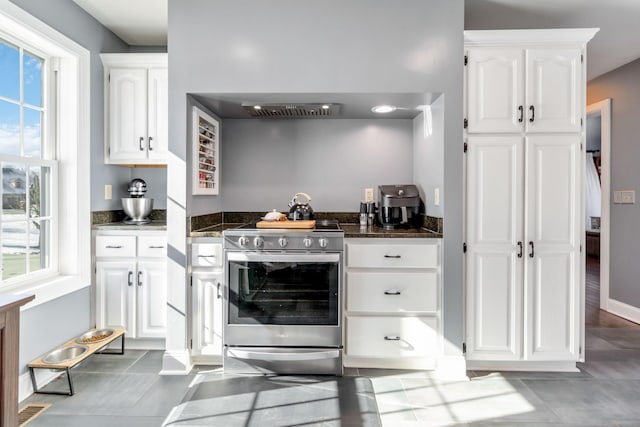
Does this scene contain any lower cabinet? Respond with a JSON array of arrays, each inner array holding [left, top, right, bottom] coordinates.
[[190, 239, 223, 363], [344, 238, 442, 370], [95, 231, 167, 341]]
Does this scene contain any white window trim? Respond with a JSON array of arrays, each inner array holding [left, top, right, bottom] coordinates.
[[0, 0, 90, 309]]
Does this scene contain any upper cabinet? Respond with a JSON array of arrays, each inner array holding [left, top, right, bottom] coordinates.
[[101, 53, 168, 166], [466, 31, 587, 134]]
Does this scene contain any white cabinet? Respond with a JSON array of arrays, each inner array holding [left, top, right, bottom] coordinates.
[[466, 40, 583, 134], [101, 53, 168, 165], [464, 29, 597, 369], [95, 231, 167, 341], [344, 238, 441, 370], [190, 240, 223, 363]]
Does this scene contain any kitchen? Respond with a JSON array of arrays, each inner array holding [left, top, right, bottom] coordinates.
[[4, 0, 640, 425]]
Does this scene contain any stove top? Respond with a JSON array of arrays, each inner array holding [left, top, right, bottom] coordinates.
[[236, 219, 341, 231]]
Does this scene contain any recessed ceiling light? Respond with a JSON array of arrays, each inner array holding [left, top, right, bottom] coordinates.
[[321, 104, 330, 109], [371, 105, 396, 114], [253, 105, 262, 110]]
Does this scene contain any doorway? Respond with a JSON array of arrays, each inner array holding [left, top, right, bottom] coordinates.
[[585, 99, 611, 322]]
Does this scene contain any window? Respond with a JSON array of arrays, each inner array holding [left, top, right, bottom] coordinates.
[[0, 36, 57, 283], [0, 0, 90, 305]]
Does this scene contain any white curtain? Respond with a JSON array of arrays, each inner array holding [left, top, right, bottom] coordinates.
[[585, 152, 601, 229]]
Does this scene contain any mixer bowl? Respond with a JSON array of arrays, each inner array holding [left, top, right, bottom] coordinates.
[[122, 198, 153, 222]]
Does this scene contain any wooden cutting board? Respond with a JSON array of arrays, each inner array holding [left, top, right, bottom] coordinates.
[[256, 220, 316, 229]]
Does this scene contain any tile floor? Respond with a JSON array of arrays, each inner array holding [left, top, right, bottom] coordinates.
[[21, 325, 640, 426]]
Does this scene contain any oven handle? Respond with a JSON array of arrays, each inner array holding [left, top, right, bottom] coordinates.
[[226, 252, 340, 263], [227, 348, 340, 362]]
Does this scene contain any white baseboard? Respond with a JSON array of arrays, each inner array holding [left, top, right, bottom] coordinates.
[[607, 299, 640, 324], [19, 369, 64, 403], [466, 360, 578, 372], [160, 350, 192, 375]]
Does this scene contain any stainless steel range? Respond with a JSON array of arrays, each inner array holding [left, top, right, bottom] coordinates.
[[223, 220, 343, 375]]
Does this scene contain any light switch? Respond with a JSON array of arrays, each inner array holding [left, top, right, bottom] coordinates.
[[104, 184, 112, 200], [614, 190, 635, 204], [434, 188, 440, 206]]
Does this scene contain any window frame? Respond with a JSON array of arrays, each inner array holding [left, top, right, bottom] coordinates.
[[0, 0, 90, 308]]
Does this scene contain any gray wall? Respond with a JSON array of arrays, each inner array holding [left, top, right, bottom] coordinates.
[[169, 0, 464, 355], [586, 115, 602, 152], [413, 96, 445, 218], [588, 57, 640, 308], [9, 0, 130, 375], [221, 119, 413, 212]]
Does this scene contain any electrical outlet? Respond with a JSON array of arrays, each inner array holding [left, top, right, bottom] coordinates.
[[104, 184, 112, 200], [434, 188, 440, 206], [614, 190, 635, 204], [364, 188, 374, 203]]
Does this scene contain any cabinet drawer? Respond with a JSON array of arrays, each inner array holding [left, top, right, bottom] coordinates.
[[347, 271, 438, 313], [192, 243, 222, 267], [346, 316, 439, 359], [138, 235, 167, 257], [346, 242, 439, 268], [95, 235, 136, 257]]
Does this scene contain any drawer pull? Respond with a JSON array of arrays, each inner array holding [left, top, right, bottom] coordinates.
[[384, 255, 401, 259], [105, 245, 123, 249], [384, 290, 401, 295], [148, 245, 165, 249], [197, 254, 216, 258], [384, 335, 401, 341]]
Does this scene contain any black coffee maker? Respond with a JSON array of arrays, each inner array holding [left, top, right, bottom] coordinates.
[[378, 184, 422, 229]]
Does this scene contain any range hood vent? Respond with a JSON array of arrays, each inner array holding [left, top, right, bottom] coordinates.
[[241, 103, 341, 118]]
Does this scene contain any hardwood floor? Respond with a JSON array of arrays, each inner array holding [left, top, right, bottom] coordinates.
[[584, 255, 640, 328]]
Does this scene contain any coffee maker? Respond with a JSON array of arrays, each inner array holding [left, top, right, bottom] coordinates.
[[378, 184, 422, 229]]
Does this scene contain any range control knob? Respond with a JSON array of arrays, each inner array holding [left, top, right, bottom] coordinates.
[[303, 237, 313, 248], [254, 236, 264, 249], [238, 236, 249, 247], [318, 238, 328, 248], [278, 237, 288, 248]]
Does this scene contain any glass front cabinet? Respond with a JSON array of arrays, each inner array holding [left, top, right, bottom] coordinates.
[[192, 106, 219, 195]]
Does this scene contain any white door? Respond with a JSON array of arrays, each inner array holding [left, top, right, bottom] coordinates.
[[96, 261, 136, 334], [526, 49, 582, 133], [467, 48, 524, 133], [466, 135, 524, 360], [524, 135, 581, 361], [192, 272, 224, 357], [108, 68, 147, 162], [136, 261, 167, 338], [147, 68, 168, 162]]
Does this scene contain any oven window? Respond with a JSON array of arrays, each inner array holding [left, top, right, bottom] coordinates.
[[228, 260, 339, 325]]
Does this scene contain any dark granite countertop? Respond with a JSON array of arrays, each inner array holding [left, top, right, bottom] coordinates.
[[93, 220, 167, 231], [190, 223, 245, 238], [341, 224, 441, 238]]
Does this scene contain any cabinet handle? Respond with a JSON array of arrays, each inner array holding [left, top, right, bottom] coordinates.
[[529, 105, 535, 122], [529, 241, 535, 258], [518, 105, 524, 123], [127, 271, 133, 286], [384, 290, 401, 295], [384, 336, 401, 341], [139, 136, 144, 151], [517, 241, 523, 258], [148, 136, 153, 151], [217, 282, 222, 299], [105, 245, 122, 249], [137, 271, 143, 286], [148, 245, 165, 249], [197, 254, 215, 258], [384, 255, 401, 259]]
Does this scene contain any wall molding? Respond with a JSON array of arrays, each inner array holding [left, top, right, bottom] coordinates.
[[607, 299, 640, 324]]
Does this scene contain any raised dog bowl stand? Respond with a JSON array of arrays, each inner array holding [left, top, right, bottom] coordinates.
[[28, 327, 126, 396]]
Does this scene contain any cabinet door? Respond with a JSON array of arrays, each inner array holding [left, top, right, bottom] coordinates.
[[525, 135, 581, 361], [96, 261, 136, 335], [147, 68, 168, 162], [467, 48, 524, 133], [136, 261, 167, 338], [466, 135, 524, 361], [526, 49, 582, 133], [108, 68, 147, 162], [192, 272, 223, 357]]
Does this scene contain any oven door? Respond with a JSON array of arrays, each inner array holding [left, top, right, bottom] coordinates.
[[225, 251, 341, 347]]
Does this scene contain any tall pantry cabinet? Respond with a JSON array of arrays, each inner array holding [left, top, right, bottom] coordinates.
[[464, 29, 598, 370]]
